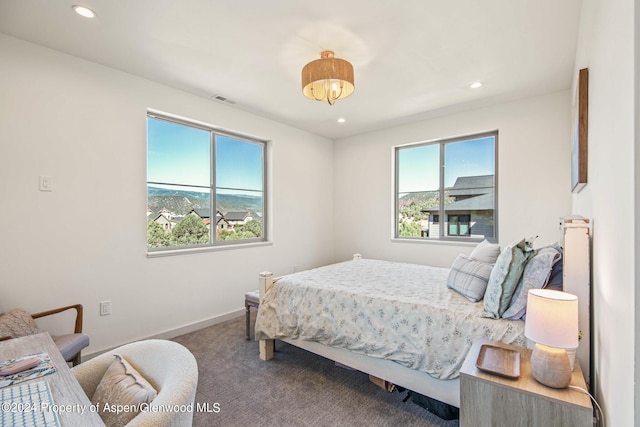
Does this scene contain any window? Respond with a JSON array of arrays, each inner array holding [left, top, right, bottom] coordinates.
[[395, 131, 497, 242], [147, 113, 266, 252], [448, 214, 471, 236]]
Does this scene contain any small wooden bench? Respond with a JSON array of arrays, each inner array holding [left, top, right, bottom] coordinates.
[[244, 290, 260, 340]]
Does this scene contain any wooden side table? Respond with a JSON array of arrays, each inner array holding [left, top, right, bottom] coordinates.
[[460, 339, 593, 427]]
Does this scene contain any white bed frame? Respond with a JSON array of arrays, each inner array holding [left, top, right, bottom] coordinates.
[[258, 231, 591, 408], [258, 254, 461, 406]]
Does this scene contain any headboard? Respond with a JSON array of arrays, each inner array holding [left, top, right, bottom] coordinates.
[[560, 216, 592, 388]]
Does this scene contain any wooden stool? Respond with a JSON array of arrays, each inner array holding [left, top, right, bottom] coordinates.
[[245, 290, 260, 340]]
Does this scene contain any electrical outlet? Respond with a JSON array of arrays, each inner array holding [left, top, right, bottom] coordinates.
[[39, 176, 53, 192], [100, 301, 111, 316]]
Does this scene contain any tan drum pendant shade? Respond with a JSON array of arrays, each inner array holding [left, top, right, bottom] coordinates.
[[302, 51, 354, 105]]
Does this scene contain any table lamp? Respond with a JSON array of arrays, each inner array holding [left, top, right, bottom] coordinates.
[[524, 289, 579, 388]]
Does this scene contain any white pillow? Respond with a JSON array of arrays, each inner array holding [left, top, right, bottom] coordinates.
[[447, 255, 494, 302], [469, 239, 501, 264]]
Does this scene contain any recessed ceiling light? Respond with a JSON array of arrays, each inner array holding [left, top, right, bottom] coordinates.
[[470, 81, 483, 89], [337, 118, 346, 124], [73, 5, 96, 18]]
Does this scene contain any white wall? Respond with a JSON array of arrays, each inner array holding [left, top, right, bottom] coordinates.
[[0, 34, 335, 354], [633, 0, 640, 422], [333, 91, 572, 266], [636, 1, 640, 422], [4, 8, 633, 422], [572, 0, 635, 425]]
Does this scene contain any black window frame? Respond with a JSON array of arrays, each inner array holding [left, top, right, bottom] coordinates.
[[447, 214, 471, 236]]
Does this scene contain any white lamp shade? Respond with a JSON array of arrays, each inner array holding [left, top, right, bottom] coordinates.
[[524, 289, 579, 349]]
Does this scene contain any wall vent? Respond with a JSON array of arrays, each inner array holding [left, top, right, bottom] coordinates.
[[213, 95, 236, 105]]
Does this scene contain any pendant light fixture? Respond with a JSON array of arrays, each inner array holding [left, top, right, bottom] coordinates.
[[302, 51, 354, 105]]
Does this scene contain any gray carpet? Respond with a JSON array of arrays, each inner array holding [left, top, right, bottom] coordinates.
[[172, 314, 460, 427]]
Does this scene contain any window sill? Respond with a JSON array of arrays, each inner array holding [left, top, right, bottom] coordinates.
[[391, 237, 482, 247], [147, 241, 273, 258]]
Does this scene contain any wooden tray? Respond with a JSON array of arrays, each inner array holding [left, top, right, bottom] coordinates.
[[476, 344, 520, 378]]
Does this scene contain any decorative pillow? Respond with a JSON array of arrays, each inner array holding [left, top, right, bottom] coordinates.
[[544, 246, 564, 291], [92, 354, 158, 426], [483, 238, 535, 318], [0, 309, 40, 339], [469, 239, 501, 264], [502, 246, 562, 319], [447, 255, 494, 302]]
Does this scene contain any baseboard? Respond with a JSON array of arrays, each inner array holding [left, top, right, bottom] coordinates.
[[83, 309, 244, 361]]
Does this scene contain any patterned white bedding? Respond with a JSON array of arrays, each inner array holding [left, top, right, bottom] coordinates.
[[255, 258, 526, 380]]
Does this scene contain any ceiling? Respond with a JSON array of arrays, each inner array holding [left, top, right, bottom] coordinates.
[[0, 0, 582, 140]]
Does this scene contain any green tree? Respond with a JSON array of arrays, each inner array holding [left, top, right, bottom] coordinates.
[[398, 191, 455, 233], [218, 228, 238, 241], [242, 219, 263, 238], [171, 214, 209, 245], [218, 220, 263, 241], [400, 202, 429, 222], [147, 220, 171, 247], [398, 220, 422, 237]]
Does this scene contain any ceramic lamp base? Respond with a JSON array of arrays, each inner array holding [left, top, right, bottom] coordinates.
[[530, 343, 572, 389]]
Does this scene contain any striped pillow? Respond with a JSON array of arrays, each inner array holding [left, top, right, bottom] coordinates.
[[447, 255, 493, 302]]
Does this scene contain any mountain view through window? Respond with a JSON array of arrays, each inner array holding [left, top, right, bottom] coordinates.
[[147, 114, 266, 251], [396, 132, 497, 241]]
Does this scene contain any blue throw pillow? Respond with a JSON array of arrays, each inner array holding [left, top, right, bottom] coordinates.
[[483, 238, 535, 318], [502, 246, 562, 319]]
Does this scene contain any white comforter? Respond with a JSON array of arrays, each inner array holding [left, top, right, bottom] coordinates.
[[255, 258, 525, 379]]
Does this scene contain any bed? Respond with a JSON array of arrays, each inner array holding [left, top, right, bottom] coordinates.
[[255, 235, 590, 408]]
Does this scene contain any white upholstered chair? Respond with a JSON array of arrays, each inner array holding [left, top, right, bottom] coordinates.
[[71, 339, 198, 427]]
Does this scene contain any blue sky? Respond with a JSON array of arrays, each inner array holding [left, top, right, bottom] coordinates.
[[398, 136, 495, 193], [147, 117, 263, 193]]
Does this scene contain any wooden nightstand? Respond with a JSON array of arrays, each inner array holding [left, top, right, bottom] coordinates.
[[460, 339, 593, 427]]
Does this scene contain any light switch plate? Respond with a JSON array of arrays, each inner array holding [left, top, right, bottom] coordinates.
[[100, 301, 111, 316]]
